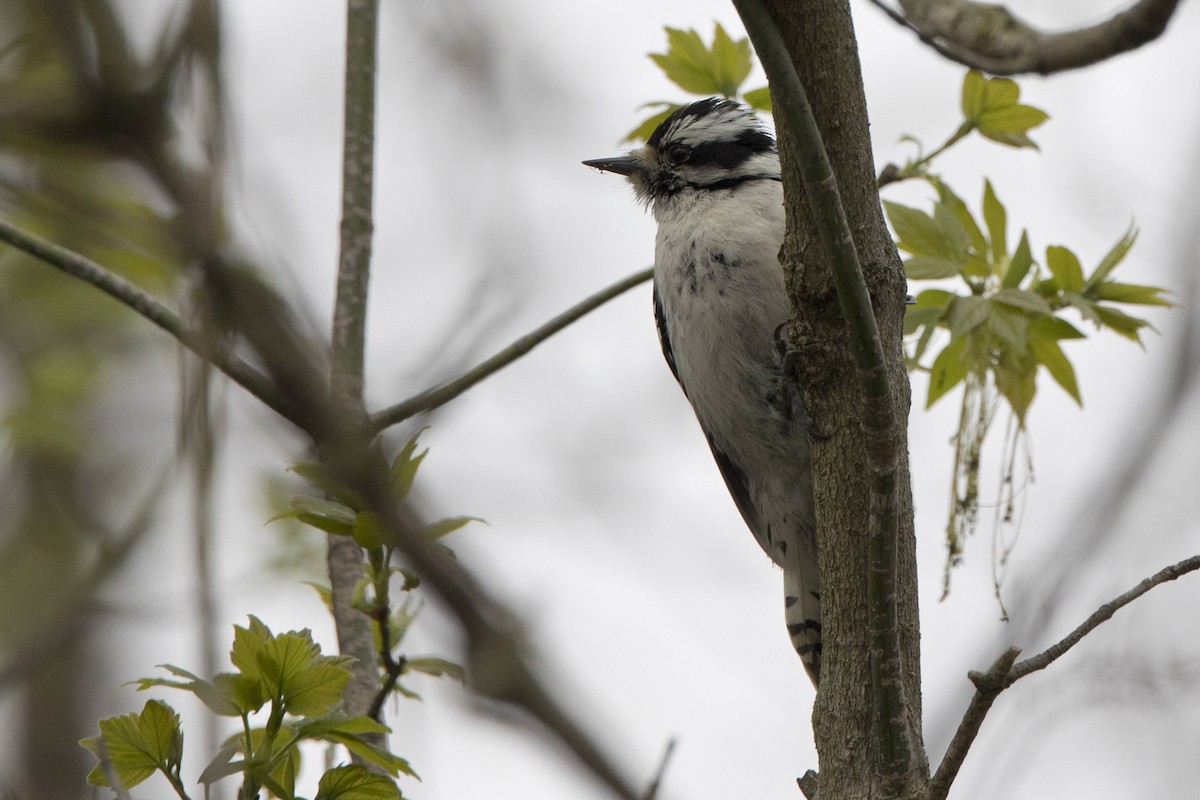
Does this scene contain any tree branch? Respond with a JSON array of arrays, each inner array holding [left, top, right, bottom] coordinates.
[[1009, 553, 1200, 682], [369, 267, 652, 432], [930, 553, 1200, 799], [328, 0, 386, 748], [0, 217, 298, 425], [877, 0, 1181, 75], [734, 0, 914, 779]]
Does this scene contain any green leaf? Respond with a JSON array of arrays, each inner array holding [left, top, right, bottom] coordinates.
[[390, 428, 429, 502], [296, 714, 391, 740], [406, 657, 466, 683], [81, 700, 183, 790], [198, 740, 244, 785], [623, 103, 676, 144], [932, 180, 986, 261], [230, 616, 274, 683], [1001, 230, 1034, 289], [710, 22, 752, 97], [994, 359, 1037, 423], [1030, 315, 1086, 341], [1045, 245, 1084, 292], [1029, 336, 1081, 404], [947, 295, 990, 337], [255, 629, 353, 717], [1094, 281, 1174, 307], [927, 336, 969, 407], [960, 69, 1047, 149], [982, 180, 1007, 263], [903, 255, 963, 279], [651, 27, 722, 95], [1094, 305, 1153, 343], [986, 304, 1031, 352], [1082, 226, 1138, 291], [327, 733, 417, 779], [352, 509, 384, 549], [990, 288, 1052, 315], [272, 496, 357, 537], [903, 306, 943, 336], [742, 86, 772, 111], [314, 765, 404, 800], [420, 515, 482, 541], [884, 201, 949, 258]]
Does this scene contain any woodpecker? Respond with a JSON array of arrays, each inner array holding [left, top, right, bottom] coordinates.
[[584, 98, 821, 685]]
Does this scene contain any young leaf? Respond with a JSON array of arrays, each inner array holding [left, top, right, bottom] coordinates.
[[742, 86, 771, 111], [623, 104, 676, 144], [990, 288, 1052, 315], [947, 295, 991, 337], [406, 657, 466, 683], [709, 23, 752, 97], [81, 700, 183, 790], [1094, 282, 1174, 306], [1082, 226, 1138, 291], [927, 335, 969, 407], [230, 616, 274, 683], [982, 180, 1007, 263], [390, 428, 429, 502], [314, 764, 404, 800], [420, 515, 482, 540], [1045, 245, 1085, 292], [993, 359, 1037, 423], [1000, 229, 1034, 289], [650, 27, 723, 95], [1029, 336, 1081, 404]]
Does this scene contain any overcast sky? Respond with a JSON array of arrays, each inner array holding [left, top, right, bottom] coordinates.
[[77, 2, 1200, 798]]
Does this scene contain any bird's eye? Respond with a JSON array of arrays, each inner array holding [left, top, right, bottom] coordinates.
[[664, 143, 691, 166]]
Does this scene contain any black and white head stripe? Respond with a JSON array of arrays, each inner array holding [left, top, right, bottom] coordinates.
[[645, 98, 779, 193]]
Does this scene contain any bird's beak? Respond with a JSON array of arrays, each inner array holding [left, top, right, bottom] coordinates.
[[582, 155, 641, 177]]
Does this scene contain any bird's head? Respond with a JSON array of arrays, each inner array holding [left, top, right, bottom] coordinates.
[[583, 98, 778, 206]]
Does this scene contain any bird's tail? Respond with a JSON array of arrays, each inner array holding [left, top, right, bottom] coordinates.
[[784, 568, 822, 686]]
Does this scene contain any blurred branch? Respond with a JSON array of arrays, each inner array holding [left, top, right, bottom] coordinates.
[[0, 217, 298, 426], [869, 0, 1181, 75], [327, 0, 386, 743], [930, 553, 1200, 799], [369, 267, 653, 433]]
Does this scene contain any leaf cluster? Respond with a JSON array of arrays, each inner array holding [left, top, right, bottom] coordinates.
[[82, 617, 410, 799], [279, 428, 469, 702], [892, 180, 1170, 422], [625, 24, 771, 143]]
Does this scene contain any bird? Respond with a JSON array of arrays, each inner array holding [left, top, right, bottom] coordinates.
[[584, 98, 822, 685]]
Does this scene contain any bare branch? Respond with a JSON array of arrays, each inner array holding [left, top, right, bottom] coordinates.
[[1010, 553, 1200, 681], [369, 267, 652, 433], [928, 646, 1020, 800], [875, 0, 1181, 76], [931, 553, 1200, 799], [0, 217, 298, 426]]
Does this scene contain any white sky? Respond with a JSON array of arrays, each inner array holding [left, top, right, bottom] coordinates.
[[74, 1, 1200, 799]]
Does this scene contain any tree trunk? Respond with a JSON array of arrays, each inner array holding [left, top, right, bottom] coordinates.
[[767, 1, 928, 795]]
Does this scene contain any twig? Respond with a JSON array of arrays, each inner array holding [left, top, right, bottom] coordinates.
[[732, 0, 911, 777], [641, 738, 677, 800], [930, 554, 1200, 799], [0, 217, 298, 426], [1010, 553, 1200, 681], [927, 646, 1020, 800], [328, 0, 388, 753], [369, 267, 653, 433]]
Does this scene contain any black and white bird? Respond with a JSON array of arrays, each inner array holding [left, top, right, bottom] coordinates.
[[584, 98, 822, 685]]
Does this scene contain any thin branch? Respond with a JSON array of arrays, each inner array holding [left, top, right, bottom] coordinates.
[[927, 646, 1020, 800], [641, 738, 677, 800], [0, 216, 298, 425], [369, 267, 653, 433], [328, 0, 387, 750], [733, 0, 912, 777], [1009, 553, 1200, 681], [878, 0, 1182, 76], [930, 553, 1200, 799]]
